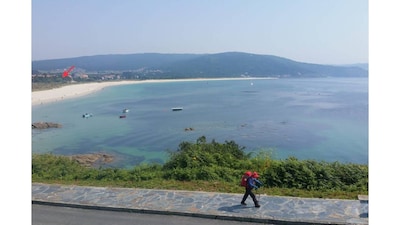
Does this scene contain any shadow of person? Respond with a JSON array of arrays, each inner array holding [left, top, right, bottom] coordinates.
[[218, 205, 253, 213]]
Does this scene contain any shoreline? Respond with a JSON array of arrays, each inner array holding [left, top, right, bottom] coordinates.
[[31, 77, 273, 106]]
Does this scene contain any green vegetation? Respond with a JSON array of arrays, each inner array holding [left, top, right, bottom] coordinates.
[[32, 78, 105, 91], [32, 82, 70, 91], [32, 136, 368, 200]]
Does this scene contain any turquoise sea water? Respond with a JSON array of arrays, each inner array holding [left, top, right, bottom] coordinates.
[[32, 78, 368, 168]]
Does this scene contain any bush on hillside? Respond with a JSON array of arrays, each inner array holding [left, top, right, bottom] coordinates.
[[32, 136, 368, 194], [162, 136, 251, 181], [263, 157, 368, 191]]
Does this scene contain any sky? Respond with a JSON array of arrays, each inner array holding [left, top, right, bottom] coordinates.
[[31, 0, 368, 65]]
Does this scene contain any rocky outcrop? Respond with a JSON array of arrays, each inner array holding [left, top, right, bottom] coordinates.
[[32, 122, 62, 129], [69, 153, 114, 167]]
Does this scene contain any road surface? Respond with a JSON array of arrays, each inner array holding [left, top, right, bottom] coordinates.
[[32, 204, 270, 225]]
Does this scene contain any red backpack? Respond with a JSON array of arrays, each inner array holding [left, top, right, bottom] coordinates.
[[240, 171, 252, 187]]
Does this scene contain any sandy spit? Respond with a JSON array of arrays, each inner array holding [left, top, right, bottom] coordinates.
[[31, 77, 272, 106]]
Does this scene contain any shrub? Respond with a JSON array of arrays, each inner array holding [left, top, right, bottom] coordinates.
[[163, 136, 250, 172], [32, 137, 368, 196], [32, 153, 86, 180], [263, 157, 368, 191]]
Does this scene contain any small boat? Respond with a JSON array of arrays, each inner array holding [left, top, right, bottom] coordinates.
[[122, 109, 129, 113], [82, 113, 93, 118], [171, 107, 183, 111], [119, 115, 126, 119]]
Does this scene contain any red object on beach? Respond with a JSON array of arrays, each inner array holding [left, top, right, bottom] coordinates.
[[63, 66, 75, 78]]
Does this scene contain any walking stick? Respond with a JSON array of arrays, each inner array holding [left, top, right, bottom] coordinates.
[[255, 187, 260, 201]]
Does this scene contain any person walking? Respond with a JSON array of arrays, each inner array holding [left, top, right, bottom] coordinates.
[[241, 171, 262, 207]]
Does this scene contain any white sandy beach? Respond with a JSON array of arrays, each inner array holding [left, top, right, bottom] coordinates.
[[32, 77, 269, 106]]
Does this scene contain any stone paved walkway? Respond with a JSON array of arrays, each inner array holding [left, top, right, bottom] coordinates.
[[32, 183, 368, 225]]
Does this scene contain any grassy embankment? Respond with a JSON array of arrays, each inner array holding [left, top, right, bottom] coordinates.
[[32, 136, 368, 200]]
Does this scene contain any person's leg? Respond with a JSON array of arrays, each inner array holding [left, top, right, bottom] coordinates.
[[241, 188, 250, 205], [249, 190, 260, 207]]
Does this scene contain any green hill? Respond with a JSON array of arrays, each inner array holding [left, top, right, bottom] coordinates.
[[32, 52, 368, 78]]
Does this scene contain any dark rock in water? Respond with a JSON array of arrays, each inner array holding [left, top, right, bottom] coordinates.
[[32, 122, 62, 129], [68, 153, 114, 168]]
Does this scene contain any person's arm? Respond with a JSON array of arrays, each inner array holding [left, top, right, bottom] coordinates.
[[254, 179, 263, 188]]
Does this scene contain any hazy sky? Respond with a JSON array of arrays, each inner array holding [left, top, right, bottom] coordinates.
[[32, 0, 368, 64]]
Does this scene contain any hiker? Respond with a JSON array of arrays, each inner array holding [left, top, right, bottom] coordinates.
[[241, 171, 262, 207]]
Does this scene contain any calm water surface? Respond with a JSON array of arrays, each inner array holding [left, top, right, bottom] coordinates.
[[32, 78, 368, 168]]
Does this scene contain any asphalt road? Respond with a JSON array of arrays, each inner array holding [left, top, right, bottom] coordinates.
[[32, 204, 270, 225]]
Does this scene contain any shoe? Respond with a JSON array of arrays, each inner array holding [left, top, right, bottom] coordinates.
[[255, 204, 260, 208], [241, 202, 247, 205]]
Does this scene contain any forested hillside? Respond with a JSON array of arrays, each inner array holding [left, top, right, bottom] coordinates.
[[32, 52, 368, 78]]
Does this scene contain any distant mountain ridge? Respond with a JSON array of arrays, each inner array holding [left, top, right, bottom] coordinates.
[[32, 52, 368, 78]]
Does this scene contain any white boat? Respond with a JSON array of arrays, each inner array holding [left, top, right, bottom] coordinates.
[[122, 109, 129, 113], [82, 113, 93, 118]]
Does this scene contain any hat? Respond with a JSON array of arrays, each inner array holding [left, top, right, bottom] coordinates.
[[252, 172, 259, 178], [245, 171, 252, 176]]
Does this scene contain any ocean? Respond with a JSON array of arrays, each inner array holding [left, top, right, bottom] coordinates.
[[32, 77, 368, 168]]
